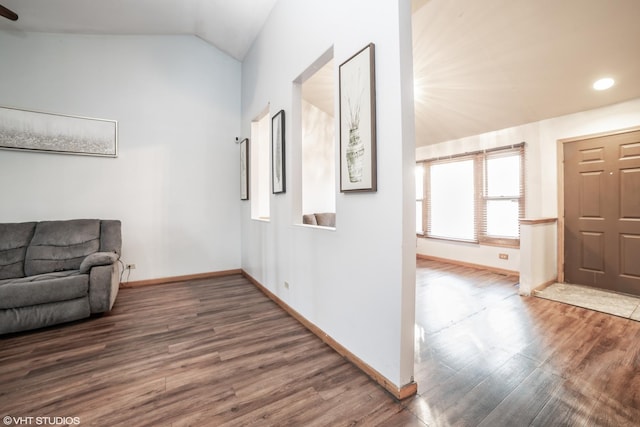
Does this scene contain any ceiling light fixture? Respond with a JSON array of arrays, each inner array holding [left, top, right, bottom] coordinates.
[[593, 77, 615, 91]]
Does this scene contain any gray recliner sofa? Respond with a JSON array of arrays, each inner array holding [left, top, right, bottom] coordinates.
[[0, 219, 121, 334]]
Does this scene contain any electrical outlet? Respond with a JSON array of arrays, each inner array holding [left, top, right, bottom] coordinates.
[[126, 264, 136, 270], [498, 253, 509, 260], [284, 281, 289, 289]]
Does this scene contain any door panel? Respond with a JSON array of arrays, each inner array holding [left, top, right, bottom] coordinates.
[[579, 171, 604, 217], [620, 168, 640, 218], [564, 137, 611, 289], [580, 147, 604, 162], [620, 234, 640, 278], [580, 231, 604, 272], [620, 142, 640, 159], [564, 129, 640, 296]]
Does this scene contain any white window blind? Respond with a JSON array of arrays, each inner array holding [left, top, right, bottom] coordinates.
[[415, 164, 424, 233], [417, 143, 525, 247], [480, 151, 524, 244], [428, 159, 476, 241]]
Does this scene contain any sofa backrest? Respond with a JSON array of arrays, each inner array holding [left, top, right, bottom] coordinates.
[[24, 219, 102, 276], [0, 222, 37, 280], [302, 212, 336, 227], [100, 220, 122, 256], [315, 213, 336, 227]]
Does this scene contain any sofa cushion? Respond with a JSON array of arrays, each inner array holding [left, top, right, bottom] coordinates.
[[0, 271, 88, 309], [24, 219, 101, 276], [0, 298, 91, 335], [0, 222, 36, 280]]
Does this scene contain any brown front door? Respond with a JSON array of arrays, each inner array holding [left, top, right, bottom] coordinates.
[[564, 129, 640, 296]]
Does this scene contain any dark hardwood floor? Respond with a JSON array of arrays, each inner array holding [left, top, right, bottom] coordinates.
[[411, 258, 640, 426], [2, 262, 639, 426], [0, 275, 420, 426]]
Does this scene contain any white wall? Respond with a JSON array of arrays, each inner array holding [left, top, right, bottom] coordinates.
[[241, 0, 416, 389], [0, 31, 242, 281], [416, 98, 640, 271], [519, 221, 557, 295]]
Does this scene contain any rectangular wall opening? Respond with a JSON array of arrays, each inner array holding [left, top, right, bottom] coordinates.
[[251, 107, 271, 221], [295, 50, 336, 228]]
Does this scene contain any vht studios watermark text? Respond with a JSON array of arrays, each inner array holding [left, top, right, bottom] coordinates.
[[3, 416, 80, 426]]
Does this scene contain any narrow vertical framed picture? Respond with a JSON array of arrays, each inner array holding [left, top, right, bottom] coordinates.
[[240, 138, 249, 200], [339, 43, 377, 192], [272, 109, 286, 194]]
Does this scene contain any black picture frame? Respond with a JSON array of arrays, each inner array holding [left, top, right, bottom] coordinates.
[[339, 43, 377, 192], [240, 138, 249, 200], [272, 109, 286, 194]]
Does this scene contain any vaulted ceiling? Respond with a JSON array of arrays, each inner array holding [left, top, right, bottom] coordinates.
[[1, 0, 639, 147], [0, 0, 278, 60]]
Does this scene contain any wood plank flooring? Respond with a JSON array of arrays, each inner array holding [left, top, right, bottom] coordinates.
[[411, 258, 640, 426], [0, 275, 420, 426], [2, 262, 640, 426]]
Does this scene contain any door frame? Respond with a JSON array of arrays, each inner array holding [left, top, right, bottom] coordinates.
[[556, 125, 640, 284]]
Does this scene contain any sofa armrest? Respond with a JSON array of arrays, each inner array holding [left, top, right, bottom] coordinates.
[[79, 251, 119, 274], [89, 263, 120, 313]]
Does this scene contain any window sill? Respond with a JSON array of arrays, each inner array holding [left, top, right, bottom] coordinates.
[[417, 234, 520, 249], [419, 235, 478, 244], [296, 223, 336, 231], [252, 217, 271, 223]]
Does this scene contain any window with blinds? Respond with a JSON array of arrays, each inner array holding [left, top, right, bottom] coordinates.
[[416, 144, 525, 247], [415, 164, 424, 233]]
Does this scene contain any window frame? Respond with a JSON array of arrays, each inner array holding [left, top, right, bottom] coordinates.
[[424, 155, 479, 243], [478, 149, 525, 247], [415, 164, 425, 234], [417, 144, 525, 248]]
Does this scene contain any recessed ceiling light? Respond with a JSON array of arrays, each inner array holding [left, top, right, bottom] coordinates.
[[593, 77, 615, 91]]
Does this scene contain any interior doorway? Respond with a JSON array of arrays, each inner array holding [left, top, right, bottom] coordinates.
[[561, 128, 640, 296]]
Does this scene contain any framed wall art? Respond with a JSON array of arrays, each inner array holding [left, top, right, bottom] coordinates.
[[272, 109, 286, 194], [339, 43, 377, 192], [240, 138, 249, 200], [0, 106, 118, 157]]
